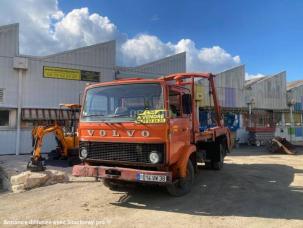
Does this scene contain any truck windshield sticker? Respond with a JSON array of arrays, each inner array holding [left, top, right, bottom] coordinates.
[[136, 110, 166, 124]]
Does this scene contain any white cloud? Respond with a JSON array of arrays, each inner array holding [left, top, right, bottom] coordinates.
[[54, 8, 118, 51], [0, 0, 59, 55], [0, 0, 241, 72], [120, 35, 240, 72], [51, 10, 64, 20], [120, 34, 172, 65], [0, 0, 118, 55], [245, 73, 265, 80]]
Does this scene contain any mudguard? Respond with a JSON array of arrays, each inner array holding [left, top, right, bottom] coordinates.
[[173, 144, 196, 178]]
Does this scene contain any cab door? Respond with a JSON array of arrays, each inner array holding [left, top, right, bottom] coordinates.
[[168, 86, 192, 164]]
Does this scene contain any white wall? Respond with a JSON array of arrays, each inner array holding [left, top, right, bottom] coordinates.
[[197, 65, 245, 108], [116, 52, 186, 79], [0, 24, 116, 154], [245, 72, 288, 110], [0, 24, 19, 109], [22, 41, 116, 109]]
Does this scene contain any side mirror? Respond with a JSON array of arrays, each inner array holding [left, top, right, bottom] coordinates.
[[182, 94, 192, 114]]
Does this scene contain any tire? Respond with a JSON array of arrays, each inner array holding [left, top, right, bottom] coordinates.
[[205, 161, 212, 169], [212, 144, 224, 170], [166, 160, 195, 197]]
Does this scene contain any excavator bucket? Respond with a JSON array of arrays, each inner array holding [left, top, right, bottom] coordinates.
[[27, 157, 46, 172], [266, 137, 297, 155]]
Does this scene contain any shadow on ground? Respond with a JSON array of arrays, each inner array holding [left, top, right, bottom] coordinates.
[[111, 163, 303, 220]]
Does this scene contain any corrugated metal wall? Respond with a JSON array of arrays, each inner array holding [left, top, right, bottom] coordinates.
[[0, 129, 56, 154], [0, 57, 18, 108], [288, 84, 303, 112], [22, 41, 115, 108], [0, 24, 116, 154], [44, 41, 115, 82], [116, 52, 186, 79], [0, 24, 19, 108], [245, 72, 288, 110], [0, 24, 18, 57], [196, 65, 245, 108]]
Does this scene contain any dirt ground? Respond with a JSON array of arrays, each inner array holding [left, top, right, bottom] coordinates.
[[0, 146, 303, 228]]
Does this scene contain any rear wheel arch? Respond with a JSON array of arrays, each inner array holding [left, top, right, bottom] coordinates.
[[215, 135, 229, 154], [189, 151, 197, 173]]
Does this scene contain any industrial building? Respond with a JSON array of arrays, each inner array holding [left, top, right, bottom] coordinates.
[[0, 23, 186, 155], [0, 22, 302, 156], [196, 66, 303, 144], [286, 80, 303, 141], [115, 52, 186, 79], [196, 65, 246, 142]]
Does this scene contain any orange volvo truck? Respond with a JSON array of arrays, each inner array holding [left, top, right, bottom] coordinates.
[[73, 73, 231, 196]]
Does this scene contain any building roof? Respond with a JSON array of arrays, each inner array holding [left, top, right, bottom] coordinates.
[[287, 80, 303, 90], [115, 52, 186, 78], [245, 76, 266, 87], [216, 64, 245, 75], [245, 71, 286, 88]]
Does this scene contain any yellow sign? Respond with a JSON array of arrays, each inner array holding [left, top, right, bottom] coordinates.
[[136, 110, 166, 124], [43, 66, 81, 80]]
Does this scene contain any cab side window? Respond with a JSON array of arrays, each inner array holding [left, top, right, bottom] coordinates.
[[169, 89, 181, 118]]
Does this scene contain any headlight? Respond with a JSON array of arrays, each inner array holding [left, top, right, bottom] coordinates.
[[149, 151, 160, 164], [80, 148, 88, 159]]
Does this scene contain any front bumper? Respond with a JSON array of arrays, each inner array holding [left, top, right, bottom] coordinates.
[[72, 164, 172, 184]]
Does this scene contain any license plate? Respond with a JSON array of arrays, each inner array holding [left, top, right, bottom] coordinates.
[[137, 174, 167, 182]]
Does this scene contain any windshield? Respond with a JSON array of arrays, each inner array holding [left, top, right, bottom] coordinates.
[[82, 83, 164, 122]]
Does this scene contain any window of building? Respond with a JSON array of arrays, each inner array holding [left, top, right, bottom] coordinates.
[[0, 110, 9, 126]]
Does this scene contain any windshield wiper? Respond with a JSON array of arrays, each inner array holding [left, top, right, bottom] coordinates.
[[110, 114, 130, 117], [83, 114, 105, 117]]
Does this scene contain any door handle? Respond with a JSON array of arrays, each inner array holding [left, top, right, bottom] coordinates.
[[172, 126, 188, 133]]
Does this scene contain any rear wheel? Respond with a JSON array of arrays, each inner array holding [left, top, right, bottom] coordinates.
[[212, 144, 224, 170], [204, 161, 212, 169], [166, 160, 195, 197]]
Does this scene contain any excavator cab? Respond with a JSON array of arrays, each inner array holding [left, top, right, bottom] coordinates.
[[27, 104, 81, 172]]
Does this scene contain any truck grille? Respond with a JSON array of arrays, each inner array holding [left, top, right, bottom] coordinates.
[[80, 141, 165, 164]]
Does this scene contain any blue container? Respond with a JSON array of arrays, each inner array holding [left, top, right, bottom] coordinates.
[[199, 110, 216, 132], [294, 102, 302, 112], [224, 113, 240, 132], [295, 127, 303, 137], [199, 110, 240, 132]]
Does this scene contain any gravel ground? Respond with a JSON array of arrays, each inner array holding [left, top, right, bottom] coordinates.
[[0, 146, 303, 228]]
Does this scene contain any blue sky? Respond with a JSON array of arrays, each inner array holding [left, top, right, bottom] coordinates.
[[1, 0, 302, 81], [58, 0, 303, 81]]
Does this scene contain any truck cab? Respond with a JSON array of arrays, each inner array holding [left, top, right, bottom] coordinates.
[[73, 73, 231, 196]]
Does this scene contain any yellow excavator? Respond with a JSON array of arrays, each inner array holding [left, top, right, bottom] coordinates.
[[27, 104, 81, 172]]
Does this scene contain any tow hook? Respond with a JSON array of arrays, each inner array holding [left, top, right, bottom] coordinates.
[[105, 169, 121, 179]]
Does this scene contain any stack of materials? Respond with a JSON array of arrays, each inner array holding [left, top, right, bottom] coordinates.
[[266, 137, 296, 155], [247, 127, 275, 147]]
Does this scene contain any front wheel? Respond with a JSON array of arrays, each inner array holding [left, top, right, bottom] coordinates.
[[166, 160, 195, 197]]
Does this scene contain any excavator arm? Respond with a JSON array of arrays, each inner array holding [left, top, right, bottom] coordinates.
[[28, 123, 68, 171]]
